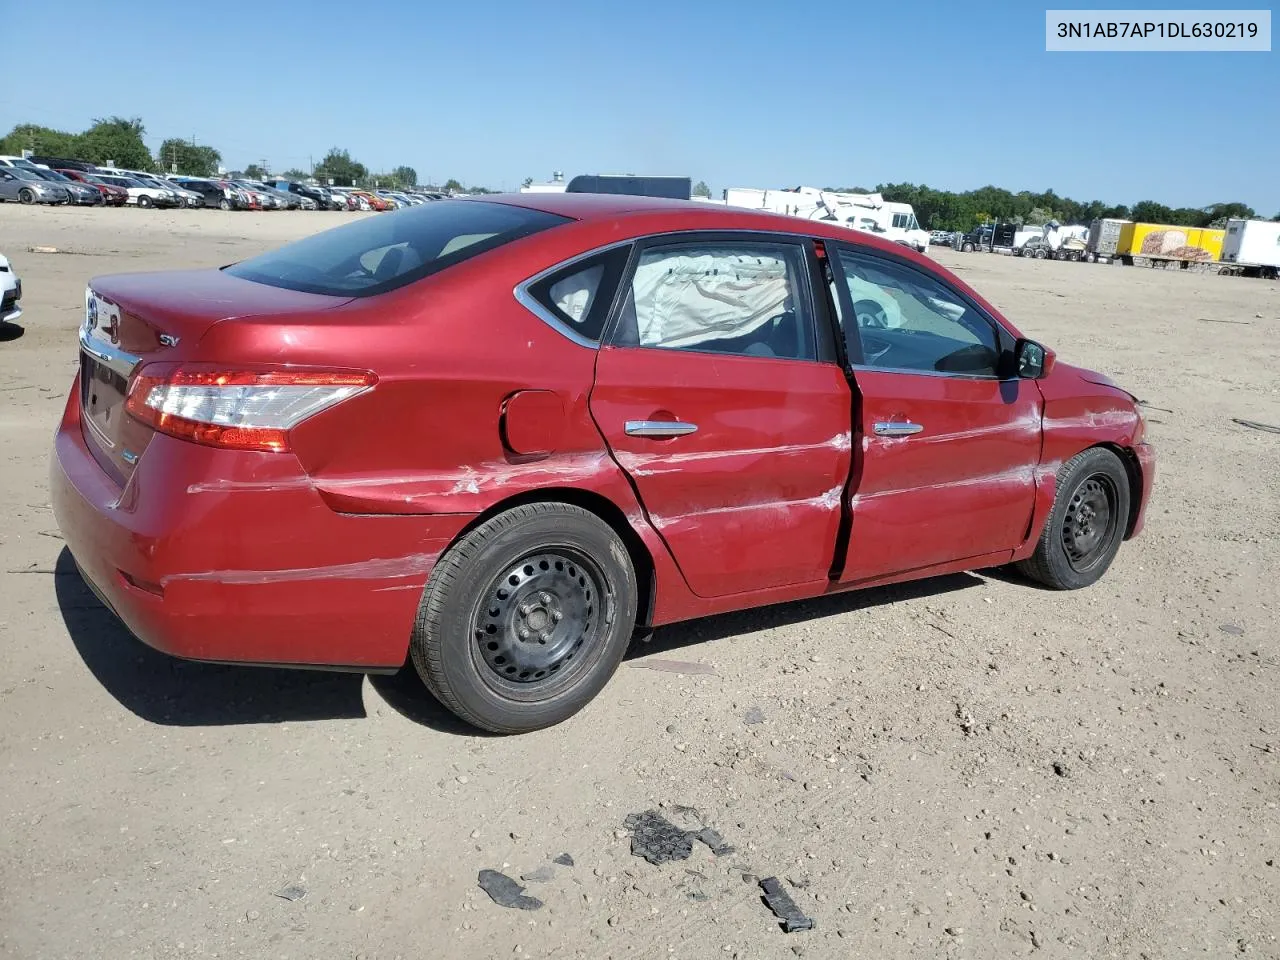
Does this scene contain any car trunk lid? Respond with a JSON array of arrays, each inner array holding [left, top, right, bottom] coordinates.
[[79, 269, 353, 484]]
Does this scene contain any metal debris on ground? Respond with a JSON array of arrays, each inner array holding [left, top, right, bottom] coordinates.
[[627, 659, 716, 675], [273, 884, 307, 902], [552, 852, 574, 867], [695, 827, 736, 856], [1220, 623, 1246, 636], [759, 876, 815, 932], [743, 706, 766, 725], [477, 869, 544, 910], [623, 810, 694, 864], [1233, 418, 1280, 435], [520, 864, 555, 883]]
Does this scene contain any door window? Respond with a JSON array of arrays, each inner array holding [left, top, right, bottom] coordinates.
[[835, 249, 1002, 377], [613, 241, 814, 360]]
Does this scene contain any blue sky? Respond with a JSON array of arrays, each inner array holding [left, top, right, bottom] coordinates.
[[2, 0, 1276, 213]]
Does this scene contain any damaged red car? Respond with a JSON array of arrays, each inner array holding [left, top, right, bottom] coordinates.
[[51, 194, 1155, 733]]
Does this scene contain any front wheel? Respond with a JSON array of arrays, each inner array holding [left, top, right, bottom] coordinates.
[[961, 241, 975, 252], [1017, 447, 1131, 590], [18, 189, 34, 205], [137, 195, 152, 208], [219, 198, 231, 211], [410, 503, 639, 733]]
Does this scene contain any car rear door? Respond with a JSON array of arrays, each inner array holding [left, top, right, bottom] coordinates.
[[827, 244, 1041, 583], [588, 233, 852, 599]]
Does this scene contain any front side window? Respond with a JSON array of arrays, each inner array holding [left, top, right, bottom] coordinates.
[[613, 241, 814, 360], [225, 200, 568, 297], [836, 248, 1002, 377]]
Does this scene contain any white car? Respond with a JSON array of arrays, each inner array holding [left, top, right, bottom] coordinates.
[[92, 174, 178, 209], [1, 253, 22, 324]]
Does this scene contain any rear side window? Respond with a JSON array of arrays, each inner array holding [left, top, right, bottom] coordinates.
[[225, 200, 569, 297], [522, 246, 631, 344]]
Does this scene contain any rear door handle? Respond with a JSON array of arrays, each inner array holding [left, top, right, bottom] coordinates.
[[625, 420, 699, 438], [873, 420, 924, 437]]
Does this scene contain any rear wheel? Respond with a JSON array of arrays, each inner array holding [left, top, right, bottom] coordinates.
[[1017, 447, 1131, 590], [410, 503, 638, 733]]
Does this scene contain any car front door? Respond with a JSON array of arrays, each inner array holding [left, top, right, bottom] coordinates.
[[589, 234, 853, 599], [829, 244, 1042, 583]]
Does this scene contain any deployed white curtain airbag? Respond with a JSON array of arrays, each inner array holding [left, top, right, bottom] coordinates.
[[632, 248, 794, 349]]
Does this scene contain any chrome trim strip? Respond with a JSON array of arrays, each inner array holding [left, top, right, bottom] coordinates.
[[850, 362, 1007, 382], [512, 239, 635, 350], [78, 324, 141, 378], [624, 420, 698, 438]]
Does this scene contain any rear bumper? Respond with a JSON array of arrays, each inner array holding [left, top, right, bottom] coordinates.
[[50, 382, 472, 668], [1127, 441, 1156, 539]]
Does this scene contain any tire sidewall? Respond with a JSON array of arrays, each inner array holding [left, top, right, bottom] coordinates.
[[1044, 449, 1131, 589], [417, 508, 638, 732]]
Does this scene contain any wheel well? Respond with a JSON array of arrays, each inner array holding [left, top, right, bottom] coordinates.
[[452, 488, 657, 627], [1100, 442, 1143, 538]]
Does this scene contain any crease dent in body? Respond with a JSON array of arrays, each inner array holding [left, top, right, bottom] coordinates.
[[164, 552, 438, 586], [650, 484, 845, 529], [617, 435, 850, 476]]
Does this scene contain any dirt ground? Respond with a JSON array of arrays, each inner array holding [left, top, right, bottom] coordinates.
[[1, 205, 1277, 960]]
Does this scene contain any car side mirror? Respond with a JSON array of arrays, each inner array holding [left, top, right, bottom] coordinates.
[[1016, 339, 1055, 378]]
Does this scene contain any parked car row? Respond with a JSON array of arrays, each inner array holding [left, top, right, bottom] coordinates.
[[0, 154, 446, 212]]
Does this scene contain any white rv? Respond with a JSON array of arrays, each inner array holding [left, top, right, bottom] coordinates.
[[723, 186, 929, 252]]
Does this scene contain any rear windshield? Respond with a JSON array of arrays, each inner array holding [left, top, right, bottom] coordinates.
[[224, 199, 569, 297]]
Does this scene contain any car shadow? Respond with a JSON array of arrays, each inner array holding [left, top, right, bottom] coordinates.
[[57, 542, 987, 732], [55, 547, 368, 726], [626, 572, 984, 662], [0, 322, 26, 343]]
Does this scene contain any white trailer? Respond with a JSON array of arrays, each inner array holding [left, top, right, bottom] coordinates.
[[1219, 218, 1280, 278], [722, 186, 930, 252]]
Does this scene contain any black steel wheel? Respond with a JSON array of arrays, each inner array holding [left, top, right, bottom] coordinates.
[[473, 549, 605, 690], [411, 502, 639, 733], [1017, 447, 1132, 590]]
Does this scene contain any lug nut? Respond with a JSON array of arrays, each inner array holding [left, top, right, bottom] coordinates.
[[518, 603, 531, 616], [552, 611, 563, 623], [518, 627, 529, 640], [539, 592, 551, 604]]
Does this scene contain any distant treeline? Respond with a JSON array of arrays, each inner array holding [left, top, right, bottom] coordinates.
[[826, 182, 1275, 231]]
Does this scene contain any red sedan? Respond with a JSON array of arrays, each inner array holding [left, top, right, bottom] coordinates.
[[58, 169, 130, 206], [51, 194, 1155, 733]]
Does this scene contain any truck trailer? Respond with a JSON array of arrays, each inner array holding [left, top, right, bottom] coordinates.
[[1218, 218, 1280, 279], [1114, 222, 1226, 269]]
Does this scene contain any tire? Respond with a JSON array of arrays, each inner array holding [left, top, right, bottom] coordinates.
[[137, 195, 152, 208], [1034, 247, 1048, 259], [1017, 447, 1131, 590], [18, 189, 34, 205], [961, 241, 975, 253], [410, 502, 639, 733], [219, 198, 231, 211]]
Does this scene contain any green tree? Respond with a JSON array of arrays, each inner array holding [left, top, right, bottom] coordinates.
[[314, 148, 367, 186], [1130, 200, 1174, 224], [78, 117, 153, 170], [243, 163, 267, 180], [443, 178, 464, 192], [156, 139, 221, 176], [521, 176, 534, 188], [0, 123, 80, 157], [392, 165, 418, 187], [281, 168, 310, 181], [692, 180, 712, 198]]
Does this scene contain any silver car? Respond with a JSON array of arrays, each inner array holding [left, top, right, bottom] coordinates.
[[0, 166, 71, 205]]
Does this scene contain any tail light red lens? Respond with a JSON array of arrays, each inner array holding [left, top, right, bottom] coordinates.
[[124, 364, 376, 452]]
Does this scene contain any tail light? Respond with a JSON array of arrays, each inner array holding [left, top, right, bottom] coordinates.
[[124, 364, 376, 452]]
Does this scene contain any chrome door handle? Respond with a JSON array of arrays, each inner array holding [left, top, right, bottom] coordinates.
[[625, 420, 698, 438], [873, 421, 924, 437]]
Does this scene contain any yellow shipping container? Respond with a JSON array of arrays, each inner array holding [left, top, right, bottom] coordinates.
[[1117, 223, 1225, 262]]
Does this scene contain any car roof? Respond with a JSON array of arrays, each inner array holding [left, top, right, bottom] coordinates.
[[484, 191, 921, 259]]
